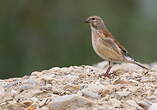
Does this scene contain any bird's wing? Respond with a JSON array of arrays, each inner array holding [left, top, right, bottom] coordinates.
[[99, 30, 128, 55], [110, 35, 128, 55]]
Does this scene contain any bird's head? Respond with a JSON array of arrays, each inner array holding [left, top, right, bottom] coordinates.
[[85, 16, 106, 30]]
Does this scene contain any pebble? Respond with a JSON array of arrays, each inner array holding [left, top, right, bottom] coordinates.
[[49, 94, 94, 110], [116, 89, 131, 97], [0, 61, 157, 110], [149, 103, 157, 110], [99, 85, 115, 97], [138, 100, 151, 110], [82, 89, 101, 99], [126, 100, 143, 110], [0, 86, 5, 98], [109, 98, 121, 108]]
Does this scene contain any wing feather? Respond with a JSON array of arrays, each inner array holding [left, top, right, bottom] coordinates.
[[99, 30, 128, 55]]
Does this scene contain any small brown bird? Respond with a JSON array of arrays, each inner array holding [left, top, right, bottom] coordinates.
[[85, 16, 150, 77]]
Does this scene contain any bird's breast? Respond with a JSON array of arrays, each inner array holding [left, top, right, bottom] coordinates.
[[91, 30, 124, 62], [91, 30, 106, 59]]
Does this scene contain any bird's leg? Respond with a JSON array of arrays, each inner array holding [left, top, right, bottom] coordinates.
[[104, 61, 112, 77]]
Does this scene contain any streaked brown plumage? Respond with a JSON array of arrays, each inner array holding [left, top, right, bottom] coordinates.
[[85, 16, 150, 77]]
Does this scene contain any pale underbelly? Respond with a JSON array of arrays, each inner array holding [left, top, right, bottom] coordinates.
[[92, 37, 124, 62]]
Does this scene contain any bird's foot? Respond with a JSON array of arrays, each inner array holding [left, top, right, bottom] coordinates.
[[99, 72, 110, 79], [103, 72, 110, 78]]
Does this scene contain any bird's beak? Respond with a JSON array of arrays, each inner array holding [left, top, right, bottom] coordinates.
[[85, 19, 90, 23]]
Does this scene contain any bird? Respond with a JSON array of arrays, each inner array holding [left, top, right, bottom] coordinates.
[[85, 16, 150, 77]]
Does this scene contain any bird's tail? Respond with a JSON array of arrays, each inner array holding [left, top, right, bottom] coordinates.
[[132, 61, 150, 70], [124, 56, 152, 71]]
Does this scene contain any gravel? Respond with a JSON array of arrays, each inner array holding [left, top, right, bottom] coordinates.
[[0, 61, 157, 110]]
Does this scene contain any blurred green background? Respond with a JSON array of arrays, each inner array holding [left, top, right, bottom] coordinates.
[[0, 0, 157, 78]]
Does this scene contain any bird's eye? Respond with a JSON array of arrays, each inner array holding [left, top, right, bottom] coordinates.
[[91, 18, 96, 20]]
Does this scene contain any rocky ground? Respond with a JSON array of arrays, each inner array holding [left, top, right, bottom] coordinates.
[[0, 61, 157, 110]]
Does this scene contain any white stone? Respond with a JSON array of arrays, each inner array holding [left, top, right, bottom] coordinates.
[[82, 84, 105, 93], [116, 89, 131, 97], [82, 89, 101, 99], [126, 100, 143, 110], [11, 89, 18, 96], [109, 98, 121, 108], [0, 86, 5, 98], [138, 100, 151, 110], [149, 103, 157, 110], [49, 94, 94, 110]]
